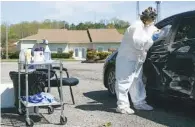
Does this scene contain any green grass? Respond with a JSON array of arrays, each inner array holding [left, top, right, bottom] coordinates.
[[1, 58, 78, 62]]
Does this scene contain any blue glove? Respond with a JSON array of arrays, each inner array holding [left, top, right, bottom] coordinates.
[[152, 33, 159, 41], [21, 93, 44, 103]]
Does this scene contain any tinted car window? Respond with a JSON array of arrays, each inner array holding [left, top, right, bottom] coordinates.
[[174, 17, 195, 42], [157, 24, 172, 40]]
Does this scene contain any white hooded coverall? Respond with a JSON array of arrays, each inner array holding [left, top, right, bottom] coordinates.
[[115, 20, 158, 109]]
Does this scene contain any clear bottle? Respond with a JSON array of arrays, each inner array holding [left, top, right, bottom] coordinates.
[[44, 44, 51, 61]]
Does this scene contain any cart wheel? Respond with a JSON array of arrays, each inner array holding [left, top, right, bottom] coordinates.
[[60, 116, 67, 125], [48, 106, 54, 114], [34, 106, 39, 114], [26, 119, 34, 127]]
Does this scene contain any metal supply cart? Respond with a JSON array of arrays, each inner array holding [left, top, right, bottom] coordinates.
[[18, 57, 67, 126]]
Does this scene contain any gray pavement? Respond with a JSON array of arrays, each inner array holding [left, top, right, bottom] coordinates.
[[1, 62, 195, 127]]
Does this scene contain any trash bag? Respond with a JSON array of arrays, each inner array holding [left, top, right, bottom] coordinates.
[[9, 71, 47, 108]]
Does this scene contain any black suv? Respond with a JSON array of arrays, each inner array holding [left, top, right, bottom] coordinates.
[[103, 10, 195, 100]]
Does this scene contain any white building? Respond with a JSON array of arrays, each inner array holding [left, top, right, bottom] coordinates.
[[17, 29, 123, 60]]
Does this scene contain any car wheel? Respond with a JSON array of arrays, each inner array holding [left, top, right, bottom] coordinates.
[[105, 67, 150, 97], [106, 67, 116, 96]]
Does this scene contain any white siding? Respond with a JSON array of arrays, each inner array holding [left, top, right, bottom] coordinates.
[[19, 40, 120, 60], [20, 40, 68, 53], [16, 42, 21, 51], [68, 43, 90, 51], [20, 40, 37, 50], [68, 43, 90, 60], [48, 43, 68, 53], [93, 43, 120, 52]]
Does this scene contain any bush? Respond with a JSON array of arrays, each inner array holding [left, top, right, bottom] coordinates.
[[1, 51, 71, 59], [69, 50, 74, 58], [9, 52, 19, 59], [86, 48, 112, 61], [86, 48, 97, 60], [51, 53, 70, 59], [97, 52, 112, 60], [1, 51, 6, 59], [1, 51, 19, 59], [87, 48, 97, 52], [87, 51, 96, 60], [108, 48, 117, 53]]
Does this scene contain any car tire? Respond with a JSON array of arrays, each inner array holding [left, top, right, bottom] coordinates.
[[105, 66, 154, 100], [105, 66, 116, 96]]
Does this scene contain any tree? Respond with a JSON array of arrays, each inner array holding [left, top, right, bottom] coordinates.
[[0, 17, 130, 49], [107, 23, 115, 29], [76, 23, 87, 30], [69, 23, 76, 30], [59, 21, 69, 29], [110, 17, 130, 29], [1, 24, 6, 47]]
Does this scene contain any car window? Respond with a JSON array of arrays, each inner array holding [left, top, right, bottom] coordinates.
[[159, 25, 172, 39], [154, 24, 172, 42], [174, 17, 195, 42]]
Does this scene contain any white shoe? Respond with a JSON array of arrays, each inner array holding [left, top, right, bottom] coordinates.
[[116, 107, 135, 114], [134, 103, 153, 111]]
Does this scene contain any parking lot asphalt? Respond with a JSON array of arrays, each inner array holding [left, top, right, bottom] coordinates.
[[1, 61, 195, 127]]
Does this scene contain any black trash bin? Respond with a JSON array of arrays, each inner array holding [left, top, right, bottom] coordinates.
[[9, 71, 48, 111]]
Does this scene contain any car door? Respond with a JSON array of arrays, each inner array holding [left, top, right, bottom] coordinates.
[[143, 18, 176, 91], [164, 16, 195, 96]]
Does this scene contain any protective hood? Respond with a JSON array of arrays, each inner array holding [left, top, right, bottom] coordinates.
[[117, 20, 156, 63]]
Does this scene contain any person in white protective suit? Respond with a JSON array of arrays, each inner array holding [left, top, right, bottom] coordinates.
[[115, 7, 159, 114]]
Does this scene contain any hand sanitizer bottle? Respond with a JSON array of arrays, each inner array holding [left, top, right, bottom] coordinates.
[[43, 39, 51, 61]]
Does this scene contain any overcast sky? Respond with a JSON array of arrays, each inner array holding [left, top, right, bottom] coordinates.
[[1, 1, 195, 25]]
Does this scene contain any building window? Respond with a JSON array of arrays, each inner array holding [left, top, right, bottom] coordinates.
[[81, 48, 86, 58], [97, 47, 104, 52], [108, 47, 117, 52], [57, 48, 63, 53], [75, 48, 79, 57], [156, 24, 172, 41]]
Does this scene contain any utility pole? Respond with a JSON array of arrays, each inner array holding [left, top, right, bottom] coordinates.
[[64, 21, 66, 29], [94, 12, 96, 24], [6, 23, 9, 59], [155, 1, 161, 22], [136, 1, 140, 20]]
